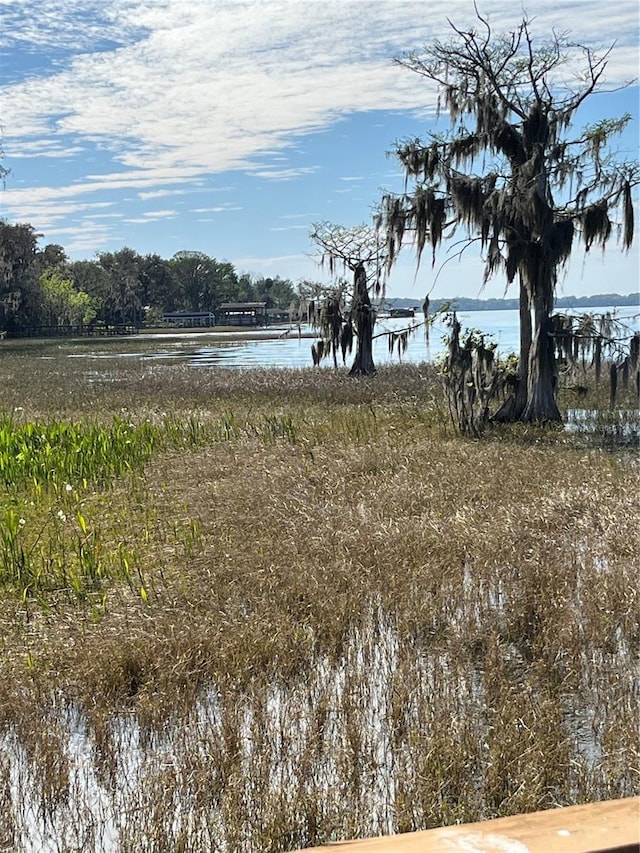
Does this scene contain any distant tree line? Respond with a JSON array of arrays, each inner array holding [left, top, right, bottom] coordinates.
[[0, 222, 298, 333], [381, 293, 640, 312]]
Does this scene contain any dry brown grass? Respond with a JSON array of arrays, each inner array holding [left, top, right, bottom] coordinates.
[[0, 347, 637, 850]]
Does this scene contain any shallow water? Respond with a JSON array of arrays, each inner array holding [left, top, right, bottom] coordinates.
[[4, 602, 631, 852], [565, 408, 639, 443], [57, 305, 637, 370], [138, 312, 519, 368]]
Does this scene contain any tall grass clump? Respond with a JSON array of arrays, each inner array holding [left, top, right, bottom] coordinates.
[[0, 416, 158, 489], [0, 346, 637, 851]]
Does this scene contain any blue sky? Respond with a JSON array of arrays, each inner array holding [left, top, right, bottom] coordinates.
[[0, 0, 638, 301]]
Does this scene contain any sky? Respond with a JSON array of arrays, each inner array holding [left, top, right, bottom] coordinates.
[[0, 0, 638, 302]]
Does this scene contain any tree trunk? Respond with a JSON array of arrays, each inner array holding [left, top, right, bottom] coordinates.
[[522, 289, 561, 422], [349, 263, 376, 376], [493, 278, 531, 422]]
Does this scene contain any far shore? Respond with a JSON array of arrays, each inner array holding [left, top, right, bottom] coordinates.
[[0, 324, 319, 349], [138, 324, 318, 342]]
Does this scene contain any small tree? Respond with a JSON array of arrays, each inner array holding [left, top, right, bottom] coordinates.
[[40, 270, 96, 327], [378, 12, 639, 422], [438, 313, 505, 437], [309, 222, 388, 376]]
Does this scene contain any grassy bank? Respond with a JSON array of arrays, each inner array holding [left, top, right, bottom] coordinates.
[[0, 350, 637, 851]]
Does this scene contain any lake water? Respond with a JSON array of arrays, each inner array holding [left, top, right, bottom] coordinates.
[[129, 305, 638, 370]]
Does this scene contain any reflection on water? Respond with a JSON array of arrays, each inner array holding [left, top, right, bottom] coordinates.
[[565, 408, 639, 443], [60, 306, 637, 371], [135, 314, 515, 370]]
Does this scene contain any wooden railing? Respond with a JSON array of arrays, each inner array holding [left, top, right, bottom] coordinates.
[[8, 323, 139, 338], [297, 797, 639, 853]]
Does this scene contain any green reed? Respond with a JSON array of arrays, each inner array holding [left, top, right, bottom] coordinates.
[[0, 407, 300, 603], [0, 416, 158, 490]]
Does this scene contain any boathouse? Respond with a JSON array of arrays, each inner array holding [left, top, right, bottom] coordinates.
[[217, 302, 268, 326], [162, 311, 215, 328]]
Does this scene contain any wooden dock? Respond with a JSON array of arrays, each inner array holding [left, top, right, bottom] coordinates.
[[9, 323, 139, 339], [298, 797, 639, 853]]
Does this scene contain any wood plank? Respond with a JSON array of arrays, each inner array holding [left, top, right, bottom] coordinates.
[[300, 797, 639, 853]]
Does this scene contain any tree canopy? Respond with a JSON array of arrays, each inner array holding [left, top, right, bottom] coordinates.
[[308, 222, 390, 375], [377, 12, 639, 422], [0, 226, 298, 333]]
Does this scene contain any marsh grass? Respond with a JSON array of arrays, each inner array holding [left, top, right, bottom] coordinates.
[[0, 348, 637, 851]]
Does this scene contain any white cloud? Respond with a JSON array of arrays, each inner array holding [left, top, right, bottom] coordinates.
[[3, 0, 636, 183], [43, 218, 118, 254], [1, 0, 637, 273], [0, 198, 117, 232], [0, 167, 207, 211], [137, 188, 192, 200], [141, 209, 176, 218], [8, 140, 86, 159], [190, 206, 243, 213], [250, 167, 319, 181], [0, 1, 137, 50]]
